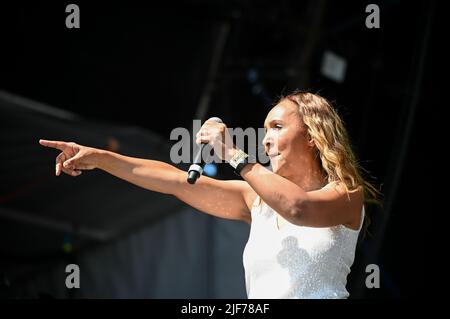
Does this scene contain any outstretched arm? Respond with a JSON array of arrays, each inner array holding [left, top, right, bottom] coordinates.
[[97, 149, 255, 223], [39, 139, 255, 223]]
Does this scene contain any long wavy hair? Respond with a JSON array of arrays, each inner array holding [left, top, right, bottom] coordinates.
[[260, 90, 381, 232]]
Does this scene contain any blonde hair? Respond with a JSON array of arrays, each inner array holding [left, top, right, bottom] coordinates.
[[260, 91, 381, 231]]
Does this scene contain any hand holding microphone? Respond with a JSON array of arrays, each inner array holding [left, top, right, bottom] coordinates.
[[187, 117, 236, 184]]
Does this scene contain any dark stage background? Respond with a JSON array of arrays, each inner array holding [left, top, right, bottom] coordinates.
[[0, 0, 435, 298]]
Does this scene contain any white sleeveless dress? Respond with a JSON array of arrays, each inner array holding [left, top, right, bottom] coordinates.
[[243, 196, 364, 299]]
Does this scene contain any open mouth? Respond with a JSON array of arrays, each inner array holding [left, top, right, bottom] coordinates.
[[269, 153, 281, 159]]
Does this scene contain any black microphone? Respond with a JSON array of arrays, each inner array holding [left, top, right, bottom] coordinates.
[[187, 117, 223, 184]]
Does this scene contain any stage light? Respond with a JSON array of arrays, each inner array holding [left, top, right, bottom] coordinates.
[[203, 163, 217, 177]]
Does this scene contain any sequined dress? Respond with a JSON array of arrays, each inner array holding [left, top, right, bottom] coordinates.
[[243, 196, 364, 299]]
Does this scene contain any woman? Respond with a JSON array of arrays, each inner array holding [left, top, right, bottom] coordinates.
[[39, 91, 378, 299]]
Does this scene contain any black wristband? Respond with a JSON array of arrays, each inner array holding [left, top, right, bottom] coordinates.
[[234, 155, 256, 176]]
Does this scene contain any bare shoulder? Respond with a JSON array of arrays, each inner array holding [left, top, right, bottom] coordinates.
[[321, 181, 364, 230], [322, 180, 363, 196], [298, 180, 364, 229]]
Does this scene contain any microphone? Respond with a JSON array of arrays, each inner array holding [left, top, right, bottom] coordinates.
[[187, 117, 223, 184]]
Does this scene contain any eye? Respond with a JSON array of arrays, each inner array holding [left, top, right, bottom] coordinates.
[[274, 124, 283, 130]]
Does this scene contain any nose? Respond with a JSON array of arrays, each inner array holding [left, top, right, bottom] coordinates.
[[262, 131, 275, 153]]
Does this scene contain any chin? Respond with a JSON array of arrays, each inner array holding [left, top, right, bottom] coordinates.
[[270, 156, 283, 173], [270, 161, 280, 173]]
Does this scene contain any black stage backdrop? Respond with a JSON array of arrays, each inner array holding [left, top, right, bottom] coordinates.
[[0, 0, 435, 299]]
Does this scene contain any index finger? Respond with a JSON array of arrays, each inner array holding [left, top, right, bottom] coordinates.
[[39, 139, 70, 151]]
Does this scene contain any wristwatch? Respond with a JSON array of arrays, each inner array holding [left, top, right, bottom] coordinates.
[[229, 149, 253, 175]]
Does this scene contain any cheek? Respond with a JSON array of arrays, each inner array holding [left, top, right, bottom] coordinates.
[[274, 131, 289, 150], [281, 133, 309, 156], [278, 130, 299, 150]]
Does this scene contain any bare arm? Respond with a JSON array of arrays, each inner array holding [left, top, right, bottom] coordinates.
[[39, 140, 255, 223], [97, 150, 254, 223], [195, 119, 363, 229], [240, 162, 363, 228]]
